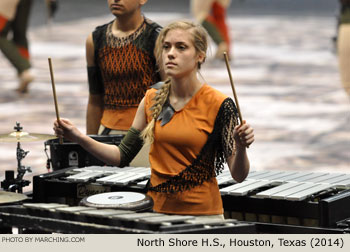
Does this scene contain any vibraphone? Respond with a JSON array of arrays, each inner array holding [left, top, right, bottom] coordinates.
[[32, 167, 350, 232], [33, 166, 150, 205], [0, 203, 256, 234], [217, 170, 350, 229]]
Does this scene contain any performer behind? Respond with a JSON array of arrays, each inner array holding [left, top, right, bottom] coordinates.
[[54, 20, 254, 218], [337, 0, 350, 99], [0, 0, 34, 93], [86, 0, 162, 166], [191, 0, 232, 60]]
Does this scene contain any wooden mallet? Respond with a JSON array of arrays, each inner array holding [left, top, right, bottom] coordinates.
[[48, 57, 63, 144], [223, 52, 243, 125], [223, 52, 250, 148]]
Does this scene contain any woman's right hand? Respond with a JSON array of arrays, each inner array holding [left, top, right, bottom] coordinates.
[[53, 118, 82, 143]]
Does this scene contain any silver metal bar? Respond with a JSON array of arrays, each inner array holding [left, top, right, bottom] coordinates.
[[255, 182, 299, 198], [289, 173, 328, 183], [81, 209, 134, 217], [219, 180, 258, 195], [323, 175, 350, 185], [137, 180, 149, 186], [95, 173, 124, 183], [246, 170, 278, 180], [139, 215, 195, 224], [66, 171, 104, 182], [112, 212, 163, 220], [55, 206, 97, 213], [285, 184, 333, 201], [274, 172, 314, 182], [248, 171, 285, 180], [96, 172, 137, 184], [332, 179, 350, 188], [270, 183, 316, 199], [261, 171, 299, 182], [216, 174, 234, 185], [224, 180, 273, 196], [305, 173, 344, 184], [23, 203, 69, 210], [112, 173, 150, 186]]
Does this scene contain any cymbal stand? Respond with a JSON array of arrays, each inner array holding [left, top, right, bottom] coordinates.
[[0, 122, 31, 193], [13, 141, 32, 193]]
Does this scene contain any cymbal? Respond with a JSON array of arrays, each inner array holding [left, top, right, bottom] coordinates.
[[0, 191, 28, 205], [0, 131, 57, 142]]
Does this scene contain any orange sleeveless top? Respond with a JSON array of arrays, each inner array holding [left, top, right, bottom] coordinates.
[[144, 84, 228, 215]]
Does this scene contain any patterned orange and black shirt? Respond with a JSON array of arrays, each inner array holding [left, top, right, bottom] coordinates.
[[91, 17, 161, 110]]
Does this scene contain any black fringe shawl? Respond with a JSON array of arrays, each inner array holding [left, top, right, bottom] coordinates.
[[148, 97, 239, 193]]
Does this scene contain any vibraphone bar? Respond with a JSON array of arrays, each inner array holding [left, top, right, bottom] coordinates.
[[217, 170, 350, 228], [0, 203, 256, 234], [33, 166, 150, 205]]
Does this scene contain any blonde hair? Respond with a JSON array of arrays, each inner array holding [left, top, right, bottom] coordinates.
[[141, 21, 208, 144]]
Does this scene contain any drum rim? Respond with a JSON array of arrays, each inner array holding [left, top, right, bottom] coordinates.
[[44, 134, 124, 145], [0, 191, 28, 205]]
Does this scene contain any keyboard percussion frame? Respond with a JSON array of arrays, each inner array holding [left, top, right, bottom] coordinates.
[[27, 167, 350, 233], [217, 170, 350, 228], [0, 203, 256, 234]]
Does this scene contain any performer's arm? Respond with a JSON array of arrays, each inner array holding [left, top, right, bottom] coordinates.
[[54, 98, 148, 167], [86, 94, 103, 134], [227, 121, 254, 182], [85, 33, 103, 134]]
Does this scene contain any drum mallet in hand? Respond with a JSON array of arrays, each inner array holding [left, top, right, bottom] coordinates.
[[48, 57, 63, 144]]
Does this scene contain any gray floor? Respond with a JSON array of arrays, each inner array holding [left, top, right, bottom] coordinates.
[[0, 1, 349, 193], [28, 0, 340, 26]]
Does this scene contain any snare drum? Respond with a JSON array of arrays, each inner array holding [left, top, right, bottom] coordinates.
[[80, 191, 153, 212], [44, 135, 124, 170]]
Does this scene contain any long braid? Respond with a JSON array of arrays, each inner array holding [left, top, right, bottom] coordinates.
[[141, 79, 171, 144], [141, 21, 208, 144]]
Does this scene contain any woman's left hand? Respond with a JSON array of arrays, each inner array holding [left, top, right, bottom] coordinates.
[[233, 120, 254, 148]]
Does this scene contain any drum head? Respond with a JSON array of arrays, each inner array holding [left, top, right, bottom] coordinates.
[[0, 191, 28, 205], [80, 191, 153, 212]]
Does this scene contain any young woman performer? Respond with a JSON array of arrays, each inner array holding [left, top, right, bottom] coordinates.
[[54, 21, 254, 218]]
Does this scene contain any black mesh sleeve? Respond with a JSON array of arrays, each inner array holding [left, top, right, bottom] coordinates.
[[148, 97, 239, 193], [220, 98, 239, 160], [118, 127, 144, 168]]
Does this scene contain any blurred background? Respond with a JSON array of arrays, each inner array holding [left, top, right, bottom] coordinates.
[[0, 0, 349, 193]]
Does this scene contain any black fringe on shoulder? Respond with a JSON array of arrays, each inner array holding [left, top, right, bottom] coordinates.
[[148, 98, 239, 193]]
